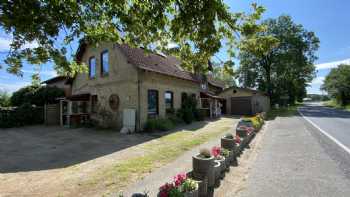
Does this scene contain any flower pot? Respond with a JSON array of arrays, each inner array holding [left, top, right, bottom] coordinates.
[[221, 137, 236, 151], [213, 161, 221, 186], [192, 154, 215, 188], [215, 157, 226, 178], [184, 189, 199, 197], [186, 172, 207, 197]]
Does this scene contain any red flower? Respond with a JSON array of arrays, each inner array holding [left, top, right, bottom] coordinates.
[[159, 182, 175, 197], [247, 127, 254, 134], [173, 172, 187, 187], [235, 135, 241, 144], [211, 146, 221, 158]]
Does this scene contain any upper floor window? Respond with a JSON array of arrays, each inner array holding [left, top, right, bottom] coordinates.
[[165, 91, 174, 113], [89, 57, 96, 78], [101, 50, 109, 76]]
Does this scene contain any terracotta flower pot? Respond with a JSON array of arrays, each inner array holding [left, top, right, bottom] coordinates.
[[184, 189, 199, 197], [192, 154, 215, 188]]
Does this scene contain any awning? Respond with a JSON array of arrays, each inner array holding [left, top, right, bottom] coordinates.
[[66, 93, 91, 101], [200, 92, 224, 100]]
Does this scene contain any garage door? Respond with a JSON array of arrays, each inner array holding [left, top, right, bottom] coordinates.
[[231, 97, 252, 115]]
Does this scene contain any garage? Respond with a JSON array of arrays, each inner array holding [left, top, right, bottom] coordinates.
[[231, 97, 252, 115], [218, 87, 270, 115]]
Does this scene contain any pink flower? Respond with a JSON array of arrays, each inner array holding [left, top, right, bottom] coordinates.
[[211, 146, 221, 158], [159, 182, 175, 197], [173, 172, 187, 187], [235, 135, 241, 144]]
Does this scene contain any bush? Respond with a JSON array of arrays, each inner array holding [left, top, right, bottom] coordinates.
[[144, 118, 175, 132], [11, 85, 64, 107], [0, 104, 44, 128], [177, 95, 198, 124]]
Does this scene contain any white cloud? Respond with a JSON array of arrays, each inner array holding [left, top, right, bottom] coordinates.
[[315, 58, 350, 70], [0, 36, 38, 52], [309, 76, 325, 85], [0, 81, 31, 93]]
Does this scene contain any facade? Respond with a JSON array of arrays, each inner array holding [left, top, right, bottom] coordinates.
[[60, 42, 225, 131], [42, 76, 72, 97], [218, 87, 270, 115]]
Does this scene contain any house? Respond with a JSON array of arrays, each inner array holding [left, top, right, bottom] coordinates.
[[42, 76, 72, 97], [218, 87, 270, 115], [59, 42, 225, 131]]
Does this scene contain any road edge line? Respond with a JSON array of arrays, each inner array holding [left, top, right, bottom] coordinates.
[[298, 108, 350, 155]]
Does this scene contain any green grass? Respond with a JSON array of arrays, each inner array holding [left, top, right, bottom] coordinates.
[[266, 104, 301, 120], [323, 100, 350, 111], [84, 119, 233, 195]]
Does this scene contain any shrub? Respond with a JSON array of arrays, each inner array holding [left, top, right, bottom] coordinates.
[[0, 104, 44, 128], [220, 148, 230, 157], [199, 148, 211, 158], [181, 178, 198, 192], [144, 118, 175, 132]]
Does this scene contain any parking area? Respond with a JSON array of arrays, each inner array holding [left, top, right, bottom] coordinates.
[[0, 126, 156, 173]]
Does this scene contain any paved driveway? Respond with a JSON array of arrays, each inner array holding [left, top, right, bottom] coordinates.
[[0, 126, 157, 173]]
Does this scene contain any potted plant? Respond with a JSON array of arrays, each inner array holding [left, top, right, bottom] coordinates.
[[213, 160, 221, 186], [221, 133, 236, 150], [192, 148, 215, 188], [220, 148, 230, 170], [181, 178, 199, 197], [211, 146, 226, 178], [158, 182, 182, 197], [235, 135, 242, 155]]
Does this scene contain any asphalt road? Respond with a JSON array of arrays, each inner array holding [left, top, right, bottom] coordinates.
[[299, 103, 350, 153], [237, 104, 350, 197]]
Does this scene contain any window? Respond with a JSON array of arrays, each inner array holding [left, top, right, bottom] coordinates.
[[148, 89, 159, 116], [89, 57, 96, 78], [165, 91, 174, 113], [91, 95, 98, 113], [101, 50, 109, 76], [181, 92, 187, 107], [79, 101, 88, 113]]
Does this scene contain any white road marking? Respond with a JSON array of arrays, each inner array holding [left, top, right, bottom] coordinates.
[[298, 108, 350, 155]]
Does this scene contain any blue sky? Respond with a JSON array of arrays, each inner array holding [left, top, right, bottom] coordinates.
[[1, 0, 350, 94]]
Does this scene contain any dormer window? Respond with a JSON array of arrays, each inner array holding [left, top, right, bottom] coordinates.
[[101, 50, 109, 76]]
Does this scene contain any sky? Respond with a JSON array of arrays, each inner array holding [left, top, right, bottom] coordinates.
[[1, 0, 350, 94]]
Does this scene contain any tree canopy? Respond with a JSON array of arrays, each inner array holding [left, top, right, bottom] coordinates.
[[322, 64, 350, 106], [11, 85, 64, 107], [0, 1, 265, 77], [238, 15, 320, 104]]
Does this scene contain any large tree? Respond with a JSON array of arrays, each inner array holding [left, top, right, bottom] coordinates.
[[238, 15, 319, 104], [0, 1, 265, 77], [322, 64, 350, 106]]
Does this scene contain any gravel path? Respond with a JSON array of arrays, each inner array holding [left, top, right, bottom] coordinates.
[[234, 116, 350, 197]]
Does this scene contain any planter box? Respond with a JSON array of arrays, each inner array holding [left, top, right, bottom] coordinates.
[[192, 154, 215, 188], [213, 161, 221, 186], [186, 171, 207, 197], [184, 189, 199, 197], [221, 137, 236, 150], [215, 157, 226, 179]]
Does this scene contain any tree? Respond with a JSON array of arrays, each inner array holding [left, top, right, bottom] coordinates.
[[211, 61, 237, 88], [238, 15, 319, 104], [10, 85, 64, 106], [322, 64, 350, 106], [0, 91, 11, 107], [0, 1, 265, 77]]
